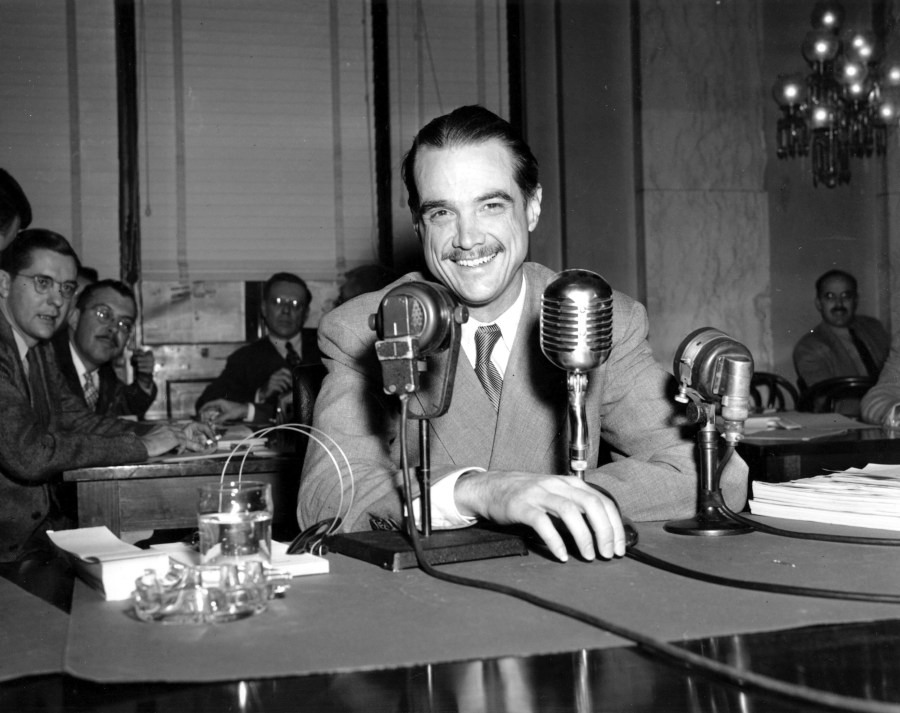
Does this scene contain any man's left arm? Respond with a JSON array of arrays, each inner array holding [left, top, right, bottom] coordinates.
[[582, 296, 748, 521]]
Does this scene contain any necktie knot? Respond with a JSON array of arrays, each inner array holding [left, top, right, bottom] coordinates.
[[475, 324, 503, 411], [284, 341, 302, 368]]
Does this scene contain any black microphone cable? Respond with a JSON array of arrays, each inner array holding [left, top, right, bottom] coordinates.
[[394, 396, 900, 713]]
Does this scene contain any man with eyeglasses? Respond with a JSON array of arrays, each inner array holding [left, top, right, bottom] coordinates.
[[197, 271, 323, 425], [793, 269, 889, 402], [52, 279, 158, 419], [0, 229, 214, 583]]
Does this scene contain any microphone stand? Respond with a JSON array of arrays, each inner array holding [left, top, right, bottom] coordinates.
[[567, 371, 590, 478], [664, 400, 752, 536]]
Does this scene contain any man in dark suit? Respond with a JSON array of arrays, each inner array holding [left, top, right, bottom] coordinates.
[[52, 279, 158, 419], [197, 271, 323, 425], [299, 106, 747, 563], [0, 230, 213, 583]]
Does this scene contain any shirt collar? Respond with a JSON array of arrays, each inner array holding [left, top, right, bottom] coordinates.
[[461, 273, 527, 343], [459, 274, 527, 368], [68, 340, 94, 382]]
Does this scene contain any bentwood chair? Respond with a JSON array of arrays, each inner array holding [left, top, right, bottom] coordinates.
[[749, 372, 800, 413], [796, 376, 877, 415]]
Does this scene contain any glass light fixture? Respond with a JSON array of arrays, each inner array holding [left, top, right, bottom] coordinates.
[[773, 1, 899, 187]]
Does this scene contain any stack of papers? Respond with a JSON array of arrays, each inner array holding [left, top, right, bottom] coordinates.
[[749, 464, 900, 531], [47, 527, 171, 601]]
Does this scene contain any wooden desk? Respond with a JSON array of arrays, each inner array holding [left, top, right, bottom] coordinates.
[[62, 456, 302, 539], [738, 426, 900, 483]]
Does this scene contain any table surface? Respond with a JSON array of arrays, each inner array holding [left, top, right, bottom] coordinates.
[[3, 519, 899, 713]]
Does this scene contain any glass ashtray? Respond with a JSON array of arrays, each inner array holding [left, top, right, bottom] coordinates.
[[132, 560, 291, 624]]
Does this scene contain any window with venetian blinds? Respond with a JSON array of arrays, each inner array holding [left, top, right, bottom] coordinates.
[[137, 0, 377, 283]]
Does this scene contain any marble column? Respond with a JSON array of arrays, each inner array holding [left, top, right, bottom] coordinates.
[[637, 1, 773, 369]]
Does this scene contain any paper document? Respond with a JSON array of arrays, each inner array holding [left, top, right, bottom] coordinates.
[[47, 527, 171, 601], [748, 464, 900, 532]]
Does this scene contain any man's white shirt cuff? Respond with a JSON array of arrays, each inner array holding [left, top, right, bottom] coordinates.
[[410, 468, 482, 529]]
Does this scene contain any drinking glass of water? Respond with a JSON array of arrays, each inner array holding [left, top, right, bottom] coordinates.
[[198, 480, 273, 565]]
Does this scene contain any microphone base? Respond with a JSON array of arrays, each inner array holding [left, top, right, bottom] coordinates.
[[326, 527, 529, 572], [664, 506, 753, 537]]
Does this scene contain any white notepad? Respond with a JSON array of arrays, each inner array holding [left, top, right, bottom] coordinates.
[[47, 527, 171, 601]]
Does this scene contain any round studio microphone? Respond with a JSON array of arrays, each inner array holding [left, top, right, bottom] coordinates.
[[540, 269, 613, 477]]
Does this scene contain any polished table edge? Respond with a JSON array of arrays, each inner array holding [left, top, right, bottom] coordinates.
[[62, 455, 302, 481], [3, 619, 900, 713]]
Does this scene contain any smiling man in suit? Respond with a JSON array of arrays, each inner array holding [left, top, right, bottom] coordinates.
[[298, 106, 748, 562]]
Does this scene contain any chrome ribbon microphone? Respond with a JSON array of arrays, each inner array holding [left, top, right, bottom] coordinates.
[[540, 269, 613, 478]]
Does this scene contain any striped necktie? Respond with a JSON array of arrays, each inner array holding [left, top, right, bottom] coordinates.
[[475, 324, 503, 411], [83, 370, 100, 410]]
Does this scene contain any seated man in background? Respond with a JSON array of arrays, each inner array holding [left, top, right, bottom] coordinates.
[[299, 105, 748, 563], [0, 167, 32, 249], [793, 269, 889, 391], [861, 338, 900, 427], [52, 279, 158, 419], [197, 271, 322, 425], [0, 229, 212, 588]]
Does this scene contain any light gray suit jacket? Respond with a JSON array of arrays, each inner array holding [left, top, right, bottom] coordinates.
[[298, 263, 748, 531]]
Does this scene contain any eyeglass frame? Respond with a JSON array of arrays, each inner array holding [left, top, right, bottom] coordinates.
[[14, 272, 79, 300], [88, 303, 136, 334], [269, 296, 307, 311]]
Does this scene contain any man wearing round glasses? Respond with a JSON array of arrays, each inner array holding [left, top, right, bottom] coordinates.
[[52, 279, 158, 419], [0, 229, 214, 573], [197, 271, 323, 424]]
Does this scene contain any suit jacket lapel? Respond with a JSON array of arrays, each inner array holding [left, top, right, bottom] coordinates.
[[411, 266, 569, 474], [413, 343, 496, 469]]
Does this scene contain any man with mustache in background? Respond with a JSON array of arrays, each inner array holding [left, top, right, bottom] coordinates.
[[52, 279, 158, 419], [793, 269, 889, 408]]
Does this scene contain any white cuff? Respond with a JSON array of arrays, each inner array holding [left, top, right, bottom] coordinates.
[[245, 403, 256, 422], [410, 468, 482, 529]]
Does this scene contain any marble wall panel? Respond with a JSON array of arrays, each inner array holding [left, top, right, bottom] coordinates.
[[639, 0, 766, 191], [643, 190, 772, 371]]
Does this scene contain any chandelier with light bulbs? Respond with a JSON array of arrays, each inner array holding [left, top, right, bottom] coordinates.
[[772, 1, 900, 188]]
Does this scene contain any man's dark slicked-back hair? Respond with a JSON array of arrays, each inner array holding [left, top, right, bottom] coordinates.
[[76, 279, 136, 312], [815, 269, 857, 295], [0, 168, 32, 234], [0, 228, 80, 276], [400, 105, 540, 218]]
